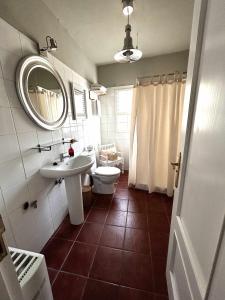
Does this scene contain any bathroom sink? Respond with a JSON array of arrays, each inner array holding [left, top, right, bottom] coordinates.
[[40, 155, 94, 178], [40, 155, 94, 225]]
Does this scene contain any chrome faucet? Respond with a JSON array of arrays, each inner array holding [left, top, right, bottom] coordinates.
[[59, 153, 70, 162]]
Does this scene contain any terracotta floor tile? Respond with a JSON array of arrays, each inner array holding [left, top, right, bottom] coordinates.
[[118, 286, 154, 300], [128, 199, 147, 213], [42, 238, 73, 269], [128, 189, 147, 202], [100, 225, 125, 249], [148, 212, 170, 234], [93, 196, 112, 209], [52, 272, 86, 300], [62, 242, 97, 276], [124, 228, 150, 254], [84, 207, 92, 219], [117, 181, 128, 189], [163, 197, 173, 219], [86, 208, 108, 223], [48, 268, 58, 285], [44, 182, 170, 299], [106, 210, 127, 226], [121, 251, 154, 291], [126, 212, 148, 230], [154, 295, 169, 300], [55, 220, 82, 240], [83, 279, 119, 300], [111, 198, 128, 211], [115, 188, 129, 198], [90, 247, 123, 284], [77, 222, 103, 244], [146, 195, 166, 214], [152, 257, 168, 295], [150, 231, 169, 258]]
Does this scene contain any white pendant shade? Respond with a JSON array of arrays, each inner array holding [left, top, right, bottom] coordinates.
[[114, 48, 142, 63]]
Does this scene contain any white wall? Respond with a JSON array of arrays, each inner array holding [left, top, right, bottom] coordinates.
[[0, 17, 101, 252], [98, 50, 189, 87], [0, 0, 97, 83]]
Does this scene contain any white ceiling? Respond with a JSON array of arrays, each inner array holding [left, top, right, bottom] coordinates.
[[42, 0, 194, 65]]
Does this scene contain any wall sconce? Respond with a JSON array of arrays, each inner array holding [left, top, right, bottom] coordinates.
[[39, 36, 57, 53]]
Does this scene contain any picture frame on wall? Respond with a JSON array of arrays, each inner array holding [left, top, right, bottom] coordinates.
[[70, 82, 87, 120]]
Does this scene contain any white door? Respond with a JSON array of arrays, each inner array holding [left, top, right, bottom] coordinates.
[[166, 0, 225, 299], [0, 215, 23, 300]]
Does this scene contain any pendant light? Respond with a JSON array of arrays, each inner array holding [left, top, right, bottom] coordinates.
[[114, 13, 142, 63], [122, 0, 134, 16]]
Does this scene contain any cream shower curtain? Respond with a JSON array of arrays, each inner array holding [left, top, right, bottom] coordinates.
[[128, 81, 185, 196], [29, 88, 62, 122]]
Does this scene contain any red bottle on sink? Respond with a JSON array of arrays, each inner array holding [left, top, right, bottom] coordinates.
[[68, 145, 74, 157]]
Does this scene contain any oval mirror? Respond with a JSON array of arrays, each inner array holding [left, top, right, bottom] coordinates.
[[16, 55, 68, 130]]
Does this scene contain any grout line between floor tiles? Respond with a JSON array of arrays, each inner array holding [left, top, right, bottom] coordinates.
[[49, 176, 169, 298], [79, 194, 113, 299], [51, 206, 93, 288], [58, 269, 167, 297], [147, 212, 156, 294]]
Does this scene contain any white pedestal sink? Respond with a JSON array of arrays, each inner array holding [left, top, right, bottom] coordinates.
[[40, 155, 94, 225]]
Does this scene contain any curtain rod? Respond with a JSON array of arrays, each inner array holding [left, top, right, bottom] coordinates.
[[136, 71, 187, 86]]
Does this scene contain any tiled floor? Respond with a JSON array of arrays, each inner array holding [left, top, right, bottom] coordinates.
[[41, 172, 172, 300]]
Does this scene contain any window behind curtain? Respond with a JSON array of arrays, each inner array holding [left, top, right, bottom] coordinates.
[[100, 87, 133, 170], [115, 88, 132, 135]]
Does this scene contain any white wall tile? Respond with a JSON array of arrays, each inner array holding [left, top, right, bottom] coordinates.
[[52, 129, 63, 142], [48, 182, 67, 231], [0, 49, 21, 81], [9, 193, 54, 252], [17, 131, 39, 153], [0, 18, 101, 252], [27, 173, 53, 201], [0, 157, 26, 190], [0, 18, 22, 55], [0, 59, 3, 78], [22, 151, 42, 178], [19, 33, 38, 56], [62, 127, 71, 139], [0, 107, 15, 135], [37, 129, 53, 145], [0, 78, 10, 107], [4, 79, 21, 108], [0, 134, 20, 164], [11, 108, 37, 133], [0, 189, 16, 246], [2, 179, 30, 214]]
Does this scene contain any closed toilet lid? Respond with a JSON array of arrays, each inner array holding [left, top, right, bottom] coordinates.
[[95, 167, 121, 176]]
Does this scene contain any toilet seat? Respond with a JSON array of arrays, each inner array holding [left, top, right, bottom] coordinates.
[[95, 166, 120, 176]]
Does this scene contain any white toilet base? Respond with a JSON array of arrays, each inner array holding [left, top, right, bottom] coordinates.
[[92, 182, 116, 194]]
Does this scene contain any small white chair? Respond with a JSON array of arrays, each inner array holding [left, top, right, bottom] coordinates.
[[97, 143, 125, 174]]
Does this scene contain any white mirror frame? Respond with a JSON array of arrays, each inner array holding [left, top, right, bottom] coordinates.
[[16, 55, 68, 130]]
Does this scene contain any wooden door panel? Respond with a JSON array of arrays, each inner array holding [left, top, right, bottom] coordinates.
[[167, 0, 225, 298]]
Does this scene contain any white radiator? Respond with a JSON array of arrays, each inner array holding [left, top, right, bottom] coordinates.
[[9, 247, 53, 300]]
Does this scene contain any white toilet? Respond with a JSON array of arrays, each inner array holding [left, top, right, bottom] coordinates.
[[82, 150, 121, 194], [92, 166, 121, 194]]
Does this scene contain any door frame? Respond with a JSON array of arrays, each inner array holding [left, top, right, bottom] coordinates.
[[166, 0, 209, 299]]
